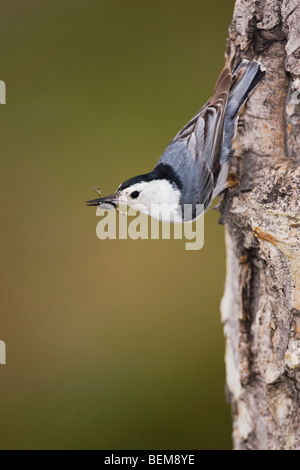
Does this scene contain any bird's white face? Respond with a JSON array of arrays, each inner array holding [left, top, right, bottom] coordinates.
[[117, 179, 182, 223]]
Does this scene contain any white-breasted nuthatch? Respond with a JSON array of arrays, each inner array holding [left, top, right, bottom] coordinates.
[[86, 60, 265, 222]]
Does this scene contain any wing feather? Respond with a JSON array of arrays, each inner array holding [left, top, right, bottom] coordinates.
[[156, 66, 233, 211], [169, 66, 232, 181]]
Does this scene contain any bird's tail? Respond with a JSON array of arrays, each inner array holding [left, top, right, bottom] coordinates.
[[226, 59, 266, 122], [222, 59, 266, 160], [212, 60, 265, 199]]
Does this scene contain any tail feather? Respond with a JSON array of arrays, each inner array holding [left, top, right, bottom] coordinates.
[[212, 59, 265, 199], [223, 59, 266, 157], [226, 59, 266, 120]]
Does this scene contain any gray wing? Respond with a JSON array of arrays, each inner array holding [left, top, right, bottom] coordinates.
[[156, 66, 232, 209]]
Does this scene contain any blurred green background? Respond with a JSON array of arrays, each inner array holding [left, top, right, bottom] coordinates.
[[0, 0, 235, 450]]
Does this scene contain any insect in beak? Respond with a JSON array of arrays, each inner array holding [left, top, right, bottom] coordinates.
[[86, 187, 124, 212]]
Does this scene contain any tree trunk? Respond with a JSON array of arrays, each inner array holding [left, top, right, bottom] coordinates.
[[220, 0, 300, 450]]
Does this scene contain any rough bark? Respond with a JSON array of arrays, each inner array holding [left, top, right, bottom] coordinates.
[[220, 0, 300, 450]]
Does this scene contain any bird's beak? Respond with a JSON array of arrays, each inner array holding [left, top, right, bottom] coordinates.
[[86, 192, 120, 208]]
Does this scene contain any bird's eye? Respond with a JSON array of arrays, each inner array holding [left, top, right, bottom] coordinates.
[[130, 191, 140, 199]]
